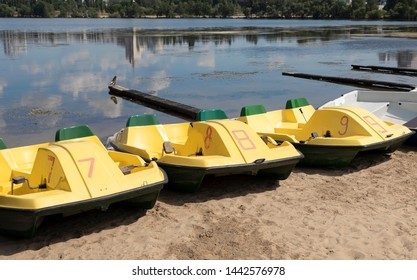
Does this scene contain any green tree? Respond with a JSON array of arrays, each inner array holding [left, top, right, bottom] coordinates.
[[391, 2, 416, 20], [33, 1, 53, 17], [156, 1, 174, 17], [0, 4, 15, 17], [365, 0, 382, 19], [87, 7, 99, 17], [330, 0, 349, 19], [243, 6, 251, 17], [350, 0, 366, 19], [18, 4, 32, 17], [384, 0, 399, 10], [215, 0, 237, 17], [311, 0, 334, 19], [107, 3, 123, 17], [125, 2, 143, 17]]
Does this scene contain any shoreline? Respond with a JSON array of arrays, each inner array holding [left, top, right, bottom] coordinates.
[[354, 32, 417, 39], [1, 145, 416, 260], [1, 20, 417, 260]]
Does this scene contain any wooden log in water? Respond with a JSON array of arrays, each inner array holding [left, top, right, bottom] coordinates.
[[351, 64, 417, 76], [108, 79, 201, 121], [282, 71, 416, 92]]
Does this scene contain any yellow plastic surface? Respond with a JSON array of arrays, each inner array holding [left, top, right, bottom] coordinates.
[[0, 135, 165, 210], [237, 105, 412, 146], [112, 119, 302, 168]]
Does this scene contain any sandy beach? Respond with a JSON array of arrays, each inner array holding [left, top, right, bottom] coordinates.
[[0, 144, 416, 260]]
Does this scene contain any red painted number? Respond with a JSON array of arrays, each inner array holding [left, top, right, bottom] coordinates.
[[363, 115, 387, 133], [78, 157, 95, 178], [47, 155, 55, 183], [232, 130, 256, 150], [204, 127, 213, 149], [338, 115, 349, 136]]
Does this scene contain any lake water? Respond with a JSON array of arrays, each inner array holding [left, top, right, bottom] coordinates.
[[1, 18, 417, 147]]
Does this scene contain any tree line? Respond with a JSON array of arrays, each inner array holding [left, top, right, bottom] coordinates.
[[0, 0, 416, 20]]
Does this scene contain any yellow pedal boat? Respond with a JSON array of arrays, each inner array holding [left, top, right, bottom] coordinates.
[[0, 125, 167, 237], [237, 98, 414, 167], [109, 109, 304, 192]]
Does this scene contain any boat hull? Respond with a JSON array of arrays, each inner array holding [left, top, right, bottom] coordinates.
[[0, 125, 168, 237], [405, 129, 417, 145], [238, 101, 414, 167], [109, 114, 304, 192], [293, 143, 360, 167], [158, 156, 302, 192], [0, 182, 164, 237], [293, 132, 411, 167]]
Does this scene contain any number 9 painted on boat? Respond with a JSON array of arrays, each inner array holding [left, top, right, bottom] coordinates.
[[338, 115, 349, 136]]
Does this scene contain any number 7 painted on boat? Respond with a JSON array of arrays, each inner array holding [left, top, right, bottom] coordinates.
[[78, 157, 95, 178]]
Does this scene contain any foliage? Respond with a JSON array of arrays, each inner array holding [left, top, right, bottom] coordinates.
[[0, 0, 416, 20], [0, 3, 15, 17], [33, 1, 53, 18]]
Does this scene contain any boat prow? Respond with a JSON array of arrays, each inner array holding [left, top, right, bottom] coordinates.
[[237, 98, 414, 167], [320, 90, 417, 145], [110, 110, 303, 192], [0, 125, 167, 237]]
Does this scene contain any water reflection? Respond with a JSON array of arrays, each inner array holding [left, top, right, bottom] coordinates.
[[2, 31, 27, 57], [1, 23, 417, 146], [379, 50, 417, 68], [3, 26, 417, 68], [0, 78, 6, 95], [3, 26, 417, 69]]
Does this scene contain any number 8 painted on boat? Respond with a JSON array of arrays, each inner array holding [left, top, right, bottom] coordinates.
[[204, 127, 213, 149], [47, 155, 55, 183], [232, 130, 256, 150]]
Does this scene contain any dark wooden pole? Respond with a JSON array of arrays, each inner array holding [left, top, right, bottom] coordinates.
[[351, 64, 417, 76], [282, 72, 416, 91], [108, 77, 201, 121]]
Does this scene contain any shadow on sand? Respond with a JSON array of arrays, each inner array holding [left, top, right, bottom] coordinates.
[[0, 204, 147, 257], [157, 174, 280, 206], [0, 174, 281, 256]]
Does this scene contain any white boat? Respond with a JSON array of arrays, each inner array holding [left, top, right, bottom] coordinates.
[[320, 90, 417, 145]]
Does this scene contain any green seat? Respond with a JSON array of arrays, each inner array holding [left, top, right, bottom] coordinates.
[[197, 109, 228, 121], [126, 114, 160, 127], [240, 104, 267, 117], [285, 98, 309, 109], [0, 138, 7, 150], [55, 125, 94, 141]]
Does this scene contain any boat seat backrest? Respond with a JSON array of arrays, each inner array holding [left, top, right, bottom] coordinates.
[[285, 98, 310, 109], [0, 151, 13, 183], [126, 114, 160, 127], [0, 138, 6, 150], [197, 109, 228, 121], [0, 143, 48, 176], [127, 124, 169, 156], [55, 125, 104, 149], [244, 114, 275, 133], [55, 125, 94, 141], [283, 98, 314, 124], [283, 105, 315, 124], [237, 104, 274, 133], [125, 114, 169, 156], [240, 104, 267, 117]]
